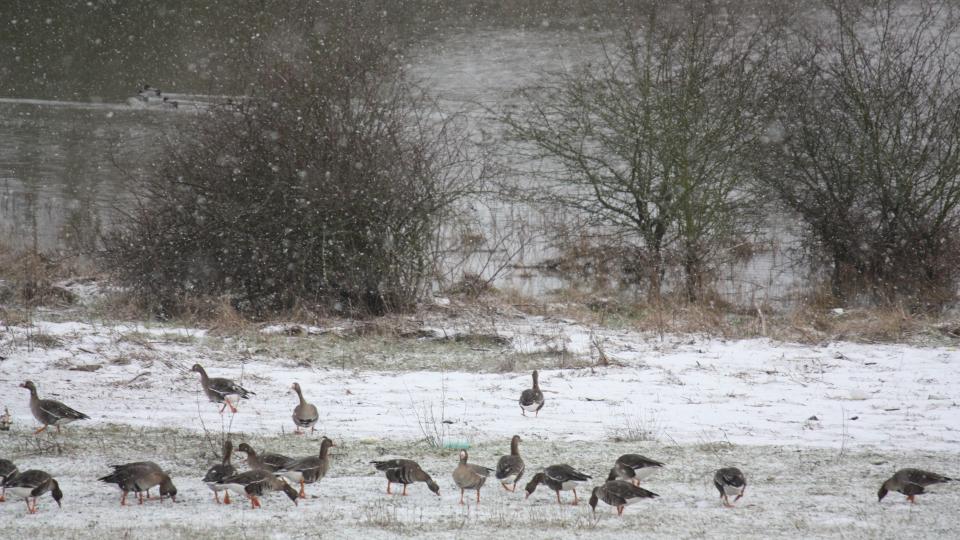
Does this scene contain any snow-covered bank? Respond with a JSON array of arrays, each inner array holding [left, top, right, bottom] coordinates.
[[1, 316, 958, 451], [1, 313, 959, 538]]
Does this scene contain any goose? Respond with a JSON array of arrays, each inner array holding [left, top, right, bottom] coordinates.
[[713, 467, 746, 508], [20, 381, 90, 434], [237, 443, 293, 472], [290, 382, 319, 434], [190, 364, 255, 414], [2, 469, 62, 514], [878, 468, 953, 503], [98, 461, 177, 505], [216, 469, 298, 508], [519, 370, 544, 416], [276, 437, 334, 499], [0, 458, 18, 502], [524, 464, 591, 505], [607, 454, 664, 486], [202, 439, 237, 504], [370, 459, 440, 496], [589, 480, 659, 515], [452, 450, 493, 504], [495, 435, 525, 492]]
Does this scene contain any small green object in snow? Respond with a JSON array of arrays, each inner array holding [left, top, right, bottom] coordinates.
[[443, 440, 470, 450]]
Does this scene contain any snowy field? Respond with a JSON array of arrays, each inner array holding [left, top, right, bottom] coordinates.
[[1, 306, 958, 538]]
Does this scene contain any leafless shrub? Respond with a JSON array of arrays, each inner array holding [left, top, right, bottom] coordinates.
[[101, 14, 481, 319], [760, 0, 960, 310]]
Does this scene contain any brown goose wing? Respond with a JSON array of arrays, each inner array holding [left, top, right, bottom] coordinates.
[[203, 463, 236, 483], [207, 377, 254, 401], [545, 464, 591, 483], [618, 454, 665, 470], [496, 455, 524, 481], [37, 398, 90, 424], [0, 459, 17, 481], [900, 468, 953, 486]]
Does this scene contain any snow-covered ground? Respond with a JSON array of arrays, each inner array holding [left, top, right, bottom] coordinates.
[[1, 311, 958, 538]]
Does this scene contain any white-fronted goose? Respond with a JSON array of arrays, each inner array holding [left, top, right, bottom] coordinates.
[[713, 467, 746, 508], [98, 461, 178, 505], [495, 435, 525, 492], [452, 450, 493, 505], [607, 454, 664, 486], [291, 382, 319, 435], [519, 370, 545, 416], [371, 459, 440, 496], [2, 469, 62, 514], [191, 364, 254, 414], [20, 380, 90, 434], [0, 458, 18, 502], [879, 468, 953, 503], [524, 464, 591, 505], [203, 439, 237, 504], [276, 437, 335, 499], [237, 442, 294, 472], [216, 469, 298, 508], [589, 480, 659, 515]]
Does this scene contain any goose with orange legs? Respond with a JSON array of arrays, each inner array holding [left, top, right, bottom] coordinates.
[[290, 382, 319, 435], [20, 381, 89, 434], [191, 364, 254, 414], [3, 470, 62, 514], [276, 437, 334, 499], [203, 440, 237, 504]]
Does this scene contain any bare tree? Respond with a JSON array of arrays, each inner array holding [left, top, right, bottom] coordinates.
[[501, 1, 774, 301], [762, 0, 960, 307]]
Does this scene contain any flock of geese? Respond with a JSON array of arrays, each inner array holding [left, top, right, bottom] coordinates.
[[1, 366, 955, 518]]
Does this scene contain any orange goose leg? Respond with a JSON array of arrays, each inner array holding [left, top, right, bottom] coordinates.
[[618, 505, 625, 516], [402, 484, 408, 496], [501, 482, 510, 492], [120, 491, 128, 506], [907, 495, 916, 504], [571, 489, 579, 505], [1, 487, 6, 502], [138, 492, 145, 505], [386, 481, 392, 495], [34, 425, 48, 434], [555, 490, 562, 505], [476, 490, 481, 504], [223, 491, 231, 504], [213, 491, 220, 504], [299, 481, 306, 499], [228, 399, 238, 414], [251, 495, 261, 508], [459, 488, 465, 505]]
